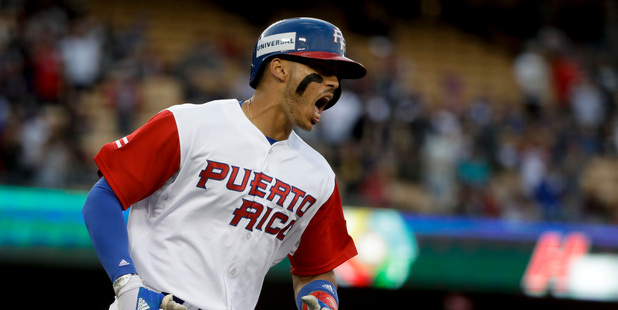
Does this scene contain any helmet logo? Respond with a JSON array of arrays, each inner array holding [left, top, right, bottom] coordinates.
[[256, 32, 296, 58], [333, 28, 346, 53]]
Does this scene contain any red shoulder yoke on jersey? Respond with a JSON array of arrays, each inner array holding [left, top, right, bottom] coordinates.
[[289, 182, 357, 276], [94, 110, 181, 209]]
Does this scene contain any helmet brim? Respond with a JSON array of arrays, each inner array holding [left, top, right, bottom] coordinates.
[[286, 51, 367, 80]]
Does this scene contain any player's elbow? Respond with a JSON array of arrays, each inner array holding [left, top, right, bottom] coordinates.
[[82, 177, 124, 225]]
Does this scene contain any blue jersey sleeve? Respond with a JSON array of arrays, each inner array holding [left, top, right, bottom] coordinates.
[[82, 177, 137, 281]]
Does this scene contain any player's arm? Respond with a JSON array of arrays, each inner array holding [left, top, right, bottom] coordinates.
[[293, 271, 340, 310], [289, 183, 355, 310], [82, 177, 185, 310], [82, 176, 135, 281]]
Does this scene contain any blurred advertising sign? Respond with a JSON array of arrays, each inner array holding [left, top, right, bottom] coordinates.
[[335, 207, 418, 289], [522, 231, 618, 301]]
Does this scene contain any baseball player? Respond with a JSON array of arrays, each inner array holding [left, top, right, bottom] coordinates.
[[82, 17, 366, 310]]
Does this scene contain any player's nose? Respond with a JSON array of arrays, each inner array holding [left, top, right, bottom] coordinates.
[[323, 74, 339, 91]]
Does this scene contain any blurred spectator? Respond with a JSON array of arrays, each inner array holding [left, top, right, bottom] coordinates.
[[571, 73, 605, 129], [174, 39, 227, 103], [319, 90, 363, 147], [538, 27, 583, 111], [102, 61, 142, 135], [30, 34, 64, 105], [518, 133, 549, 197], [358, 157, 394, 208], [549, 53, 582, 112], [513, 40, 551, 120], [58, 15, 104, 93], [422, 106, 463, 213], [108, 14, 148, 63], [17, 109, 50, 183], [32, 105, 72, 187], [21, 1, 69, 48], [533, 167, 566, 221], [570, 73, 606, 157], [0, 95, 14, 177], [0, 37, 29, 105]]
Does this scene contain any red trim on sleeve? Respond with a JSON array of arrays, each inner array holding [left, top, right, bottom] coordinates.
[[94, 110, 180, 209], [289, 182, 357, 276]]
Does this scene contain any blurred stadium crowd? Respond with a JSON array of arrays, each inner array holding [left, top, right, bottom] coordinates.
[[1, 0, 618, 225]]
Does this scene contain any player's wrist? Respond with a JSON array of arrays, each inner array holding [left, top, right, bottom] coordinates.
[[296, 280, 339, 310], [113, 273, 141, 296], [113, 274, 180, 310]]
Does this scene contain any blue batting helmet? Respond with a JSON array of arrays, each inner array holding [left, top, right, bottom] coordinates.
[[249, 17, 366, 109]]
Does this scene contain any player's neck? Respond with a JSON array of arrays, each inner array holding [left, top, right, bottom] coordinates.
[[243, 95, 293, 141]]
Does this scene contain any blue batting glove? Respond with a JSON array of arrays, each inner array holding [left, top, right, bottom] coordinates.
[[135, 287, 165, 309]]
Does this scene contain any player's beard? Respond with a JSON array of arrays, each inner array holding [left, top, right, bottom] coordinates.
[[283, 71, 317, 132]]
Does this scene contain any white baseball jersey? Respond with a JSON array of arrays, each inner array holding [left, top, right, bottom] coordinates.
[[94, 99, 356, 309]]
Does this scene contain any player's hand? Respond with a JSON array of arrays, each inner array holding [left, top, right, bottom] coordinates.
[[301, 295, 333, 310], [114, 274, 186, 310], [161, 294, 187, 310]]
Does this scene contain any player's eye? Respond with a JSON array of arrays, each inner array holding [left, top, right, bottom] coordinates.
[[307, 61, 339, 78]]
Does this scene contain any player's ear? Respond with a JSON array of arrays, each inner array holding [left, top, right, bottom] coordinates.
[[269, 57, 290, 83]]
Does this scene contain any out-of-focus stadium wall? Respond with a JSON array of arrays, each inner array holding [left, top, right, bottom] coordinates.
[[2, 185, 617, 309]]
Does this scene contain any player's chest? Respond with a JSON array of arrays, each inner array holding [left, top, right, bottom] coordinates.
[[176, 145, 325, 241]]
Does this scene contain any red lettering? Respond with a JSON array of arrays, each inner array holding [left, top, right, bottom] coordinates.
[[249, 173, 272, 198], [296, 195, 316, 217], [197, 160, 229, 189], [265, 212, 288, 235], [230, 199, 264, 231], [277, 220, 296, 240], [267, 179, 291, 207], [553, 232, 589, 293], [227, 166, 251, 191], [256, 207, 273, 231], [286, 186, 306, 212], [522, 232, 589, 296]]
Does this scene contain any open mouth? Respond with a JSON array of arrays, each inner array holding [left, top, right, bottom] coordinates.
[[312, 95, 331, 124], [313, 93, 333, 124], [315, 96, 331, 110]]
